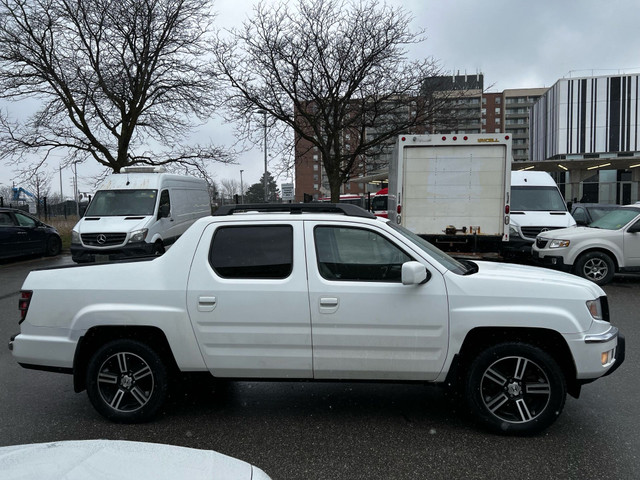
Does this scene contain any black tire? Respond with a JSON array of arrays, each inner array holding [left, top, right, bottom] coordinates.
[[152, 241, 165, 256], [86, 339, 168, 423], [574, 251, 615, 285], [466, 343, 566, 435], [45, 235, 62, 256]]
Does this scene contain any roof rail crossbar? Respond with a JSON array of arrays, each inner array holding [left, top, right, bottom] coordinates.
[[214, 203, 376, 219]]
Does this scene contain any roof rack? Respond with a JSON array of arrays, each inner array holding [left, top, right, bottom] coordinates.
[[213, 203, 377, 219]]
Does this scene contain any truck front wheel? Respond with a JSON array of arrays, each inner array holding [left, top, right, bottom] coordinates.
[[465, 343, 566, 435], [85, 339, 168, 423]]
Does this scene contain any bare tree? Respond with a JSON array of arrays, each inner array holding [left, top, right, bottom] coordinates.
[[219, 178, 241, 203], [25, 172, 52, 216], [212, 0, 457, 201], [0, 0, 233, 180]]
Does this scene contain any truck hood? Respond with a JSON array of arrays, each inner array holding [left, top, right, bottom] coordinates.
[[470, 260, 604, 297], [510, 211, 575, 228], [75, 215, 152, 233]]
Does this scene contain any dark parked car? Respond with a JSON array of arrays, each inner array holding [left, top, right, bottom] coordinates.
[[570, 203, 620, 226], [0, 208, 62, 260]]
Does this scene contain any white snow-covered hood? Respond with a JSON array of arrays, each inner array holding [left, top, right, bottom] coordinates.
[[75, 215, 152, 234], [0, 440, 272, 480]]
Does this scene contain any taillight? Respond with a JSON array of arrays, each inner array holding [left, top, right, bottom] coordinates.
[[397, 205, 402, 214], [505, 204, 510, 214], [19, 290, 32, 324]]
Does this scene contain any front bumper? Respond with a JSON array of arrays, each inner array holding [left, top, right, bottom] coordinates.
[[71, 242, 155, 263], [532, 249, 572, 272]]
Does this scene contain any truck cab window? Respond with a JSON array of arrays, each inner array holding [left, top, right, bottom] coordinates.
[[314, 226, 412, 282]]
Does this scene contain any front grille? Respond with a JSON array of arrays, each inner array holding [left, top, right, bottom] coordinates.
[[81, 233, 127, 247], [521, 226, 563, 240], [536, 237, 549, 249]]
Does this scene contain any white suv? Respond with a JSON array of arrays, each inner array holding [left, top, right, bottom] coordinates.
[[532, 205, 640, 285], [9, 204, 624, 435]]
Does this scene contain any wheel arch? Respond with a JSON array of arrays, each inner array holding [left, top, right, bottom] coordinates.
[[572, 247, 620, 271], [448, 326, 580, 398], [73, 325, 180, 393]]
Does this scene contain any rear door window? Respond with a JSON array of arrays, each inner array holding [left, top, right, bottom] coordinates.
[[209, 225, 293, 279]]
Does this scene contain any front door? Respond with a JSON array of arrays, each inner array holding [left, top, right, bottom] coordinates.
[[304, 221, 449, 381], [624, 217, 640, 266], [186, 221, 313, 378]]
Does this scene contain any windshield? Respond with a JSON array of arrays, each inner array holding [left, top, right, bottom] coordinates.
[[371, 195, 388, 211], [511, 186, 567, 212], [387, 222, 467, 274], [85, 190, 158, 216], [589, 208, 640, 230]]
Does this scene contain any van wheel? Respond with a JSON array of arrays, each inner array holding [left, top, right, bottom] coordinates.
[[466, 343, 566, 435], [85, 339, 168, 423], [153, 241, 165, 256], [574, 251, 615, 285]]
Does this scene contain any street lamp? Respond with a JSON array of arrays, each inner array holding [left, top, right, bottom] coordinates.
[[73, 161, 79, 217], [256, 109, 268, 202], [240, 169, 244, 204]]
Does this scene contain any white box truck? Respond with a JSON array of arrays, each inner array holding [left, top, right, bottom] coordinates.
[[388, 134, 512, 256], [71, 166, 210, 263]]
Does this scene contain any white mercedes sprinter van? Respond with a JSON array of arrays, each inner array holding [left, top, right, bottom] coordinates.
[[71, 167, 210, 263], [505, 171, 576, 255]]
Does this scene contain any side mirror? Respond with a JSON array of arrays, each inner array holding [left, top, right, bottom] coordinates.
[[627, 223, 640, 233], [159, 204, 170, 218], [401, 261, 429, 285]]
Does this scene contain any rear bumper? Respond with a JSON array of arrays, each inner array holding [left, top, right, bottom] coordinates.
[[9, 331, 77, 370]]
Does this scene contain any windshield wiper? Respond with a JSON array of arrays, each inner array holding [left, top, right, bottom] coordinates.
[[460, 259, 479, 275]]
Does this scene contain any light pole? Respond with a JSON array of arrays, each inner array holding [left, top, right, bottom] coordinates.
[[73, 161, 79, 217], [240, 169, 244, 204], [257, 109, 268, 202]]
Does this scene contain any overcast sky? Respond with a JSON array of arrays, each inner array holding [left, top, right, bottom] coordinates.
[[3, 0, 640, 198]]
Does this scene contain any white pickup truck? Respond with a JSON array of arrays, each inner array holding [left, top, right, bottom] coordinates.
[[9, 204, 624, 435]]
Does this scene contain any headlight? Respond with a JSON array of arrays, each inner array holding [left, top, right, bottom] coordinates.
[[509, 226, 520, 237], [586, 299, 603, 320], [549, 239, 570, 248], [71, 230, 80, 244], [128, 228, 148, 243]]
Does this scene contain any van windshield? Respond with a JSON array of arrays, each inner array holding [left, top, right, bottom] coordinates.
[[85, 190, 158, 216], [511, 186, 567, 212], [371, 195, 388, 211]]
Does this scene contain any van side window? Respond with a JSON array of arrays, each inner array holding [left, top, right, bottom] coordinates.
[[314, 226, 412, 282], [210, 225, 293, 279], [158, 190, 170, 218]]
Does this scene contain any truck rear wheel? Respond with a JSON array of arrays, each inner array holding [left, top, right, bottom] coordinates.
[[466, 343, 566, 435], [86, 339, 168, 423]]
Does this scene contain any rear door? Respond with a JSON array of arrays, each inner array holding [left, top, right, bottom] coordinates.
[[186, 220, 312, 378], [304, 221, 449, 381]]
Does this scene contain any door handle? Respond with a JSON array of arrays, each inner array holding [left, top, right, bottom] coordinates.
[[197, 296, 217, 312], [320, 297, 339, 307], [319, 297, 339, 314]]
